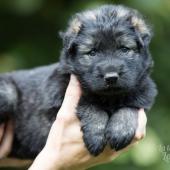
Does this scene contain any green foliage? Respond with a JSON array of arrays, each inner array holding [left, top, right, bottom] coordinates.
[[0, 0, 170, 169]]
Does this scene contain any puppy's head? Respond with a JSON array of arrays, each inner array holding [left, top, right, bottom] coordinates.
[[60, 5, 153, 95]]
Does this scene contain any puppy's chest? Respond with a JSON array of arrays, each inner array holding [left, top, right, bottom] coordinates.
[[102, 98, 126, 114], [81, 94, 128, 114]]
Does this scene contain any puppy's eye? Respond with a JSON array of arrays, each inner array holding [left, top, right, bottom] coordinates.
[[120, 46, 131, 53], [88, 49, 96, 56]]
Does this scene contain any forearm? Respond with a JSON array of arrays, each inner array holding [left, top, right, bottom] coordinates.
[[29, 149, 60, 170], [29, 148, 87, 170]]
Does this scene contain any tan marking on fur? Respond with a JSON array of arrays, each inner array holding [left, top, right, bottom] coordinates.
[[84, 11, 96, 20], [84, 38, 94, 46], [69, 18, 82, 33], [79, 37, 94, 53], [120, 37, 137, 48], [131, 16, 148, 34], [79, 44, 91, 53], [117, 7, 128, 18]]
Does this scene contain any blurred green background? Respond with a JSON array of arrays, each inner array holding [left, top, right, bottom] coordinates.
[[0, 0, 170, 170]]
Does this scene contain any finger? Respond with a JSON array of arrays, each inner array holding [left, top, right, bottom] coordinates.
[[0, 120, 14, 158], [0, 124, 5, 143], [135, 109, 147, 140], [58, 75, 82, 117], [110, 109, 147, 158]]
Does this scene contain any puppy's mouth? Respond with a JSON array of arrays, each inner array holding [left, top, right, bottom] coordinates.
[[95, 85, 124, 95]]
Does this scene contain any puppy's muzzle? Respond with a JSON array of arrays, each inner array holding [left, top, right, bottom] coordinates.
[[104, 72, 119, 85], [96, 61, 124, 86]]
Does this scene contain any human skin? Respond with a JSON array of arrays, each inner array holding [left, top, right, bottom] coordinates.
[[0, 75, 147, 169], [29, 75, 147, 170]]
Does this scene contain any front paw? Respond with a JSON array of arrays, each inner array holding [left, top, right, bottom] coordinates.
[[105, 108, 138, 151], [105, 124, 135, 151], [82, 127, 106, 156]]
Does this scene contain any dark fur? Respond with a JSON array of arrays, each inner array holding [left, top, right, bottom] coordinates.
[[0, 5, 157, 158]]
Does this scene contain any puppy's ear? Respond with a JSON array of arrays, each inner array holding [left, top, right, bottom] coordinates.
[[130, 12, 152, 47], [60, 15, 82, 56]]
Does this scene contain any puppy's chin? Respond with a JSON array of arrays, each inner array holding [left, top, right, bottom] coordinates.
[[83, 83, 127, 96], [94, 86, 125, 96], [78, 76, 133, 96]]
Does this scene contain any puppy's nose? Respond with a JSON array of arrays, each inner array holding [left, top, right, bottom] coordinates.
[[104, 72, 119, 85]]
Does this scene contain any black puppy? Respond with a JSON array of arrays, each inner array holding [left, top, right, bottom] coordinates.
[[0, 5, 157, 158]]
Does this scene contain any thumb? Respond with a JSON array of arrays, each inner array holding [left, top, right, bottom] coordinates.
[[135, 109, 147, 140], [57, 74, 82, 118]]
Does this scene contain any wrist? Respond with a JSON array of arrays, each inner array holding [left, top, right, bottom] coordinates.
[[37, 148, 88, 170], [29, 148, 61, 170]]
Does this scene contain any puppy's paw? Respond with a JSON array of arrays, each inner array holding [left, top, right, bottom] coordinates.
[[83, 130, 106, 156], [105, 108, 138, 151], [77, 101, 109, 156], [106, 125, 135, 151]]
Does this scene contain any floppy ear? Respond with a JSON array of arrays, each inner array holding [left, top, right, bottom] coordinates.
[[59, 16, 82, 56], [130, 14, 152, 47], [131, 15, 154, 75]]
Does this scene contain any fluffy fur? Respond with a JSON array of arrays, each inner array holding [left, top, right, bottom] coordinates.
[[0, 5, 157, 158]]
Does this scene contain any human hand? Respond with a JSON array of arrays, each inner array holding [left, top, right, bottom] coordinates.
[[0, 120, 33, 167], [29, 75, 147, 170], [0, 120, 13, 158]]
